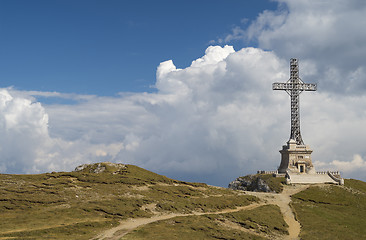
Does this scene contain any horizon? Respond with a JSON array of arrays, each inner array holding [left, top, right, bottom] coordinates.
[[1, 0, 366, 187]]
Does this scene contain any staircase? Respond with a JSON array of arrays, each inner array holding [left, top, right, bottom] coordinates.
[[287, 172, 338, 184]]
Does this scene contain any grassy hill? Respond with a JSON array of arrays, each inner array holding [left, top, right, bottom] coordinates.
[[0, 162, 264, 239], [1, 162, 365, 239]]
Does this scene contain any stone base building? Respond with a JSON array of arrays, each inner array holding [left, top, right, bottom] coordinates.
[[274, 139, 343, 185], [278, 139, 315, 174]]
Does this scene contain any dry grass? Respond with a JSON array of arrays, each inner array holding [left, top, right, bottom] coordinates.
[[123, 205, 287, 240], [0, 163, 257, 239]]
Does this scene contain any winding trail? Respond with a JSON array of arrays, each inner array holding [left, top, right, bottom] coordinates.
[[92, 185, 309, 240], [92, 203, 264, 240], [245, 184, 309, 240]]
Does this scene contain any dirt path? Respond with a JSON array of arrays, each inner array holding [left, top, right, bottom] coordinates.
[[245, 184, 309, 240], [92, 185, 308, 240], [92, 202, 265, 240]]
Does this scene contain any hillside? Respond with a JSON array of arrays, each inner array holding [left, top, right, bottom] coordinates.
[[0, 162, 263, 239], [291, 179, 366, 239], [0, 162, 365, 239]]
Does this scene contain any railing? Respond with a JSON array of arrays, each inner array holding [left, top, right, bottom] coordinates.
[[316, 171, 340, 176], [257, 170, 278, 174], [296, 145, 307, 148], [328, 172, 344, 185]]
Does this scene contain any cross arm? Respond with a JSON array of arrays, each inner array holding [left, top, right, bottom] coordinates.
[[272, 82, 317, 91]]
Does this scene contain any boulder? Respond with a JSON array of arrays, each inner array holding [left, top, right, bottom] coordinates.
[[228, 174, 274, 192]]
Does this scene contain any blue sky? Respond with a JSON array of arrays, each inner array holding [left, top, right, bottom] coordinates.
[[0, 0, 277, 95], [1, 0, 366, 186]]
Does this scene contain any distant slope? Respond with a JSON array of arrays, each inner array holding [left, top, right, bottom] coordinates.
[[0, 162, 258, 240], [291, 179, 366, 240]]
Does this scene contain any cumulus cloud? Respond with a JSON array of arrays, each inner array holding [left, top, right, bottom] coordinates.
[[2, 44, 365, 186], [117, 47, 292, 185], [0, 89, 51, 173], [315, 154, 366, 180], [2, 47, 290, 185], [332, 155, 366, 173], [221, 0, 366, 94]]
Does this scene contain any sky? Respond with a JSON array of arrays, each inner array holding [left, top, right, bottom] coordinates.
[[1, 0, 366, 187], [0, 0, 276, 95]]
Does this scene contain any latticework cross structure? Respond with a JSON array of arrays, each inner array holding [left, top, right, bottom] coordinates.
[[273, 58, 317, 145]]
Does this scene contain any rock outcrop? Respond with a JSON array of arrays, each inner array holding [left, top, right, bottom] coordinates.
[[228, 174, 274, 192], [74, 162, 126, 174]]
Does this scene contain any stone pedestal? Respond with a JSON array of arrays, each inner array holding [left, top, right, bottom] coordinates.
[[278, 139, 315, 174]]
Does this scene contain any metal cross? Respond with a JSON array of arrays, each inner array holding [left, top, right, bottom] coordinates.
[[273, 58, 317, 145]]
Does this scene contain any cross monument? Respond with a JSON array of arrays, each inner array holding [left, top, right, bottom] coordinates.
[[256, 58, 343, 184], [273, 58, 317, 145], [273, 59, 317, 174]]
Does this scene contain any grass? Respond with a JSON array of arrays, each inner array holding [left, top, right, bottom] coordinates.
[[3, 162, 365, 240], [147, 184, 257, 213], [291, 179, 366, 240], [123, 204, 287, 240], [0, 162, 257, 239], [258, 174, 285, 193], [222, 205, 288, 235], [0, 220, 118, 240]]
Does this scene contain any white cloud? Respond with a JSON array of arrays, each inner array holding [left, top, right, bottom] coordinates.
[[3, 43, 366, 185], [315, 154, 366, 180], [333, 155, 366, 173], [4, 44, 366, 185], [221, 0, 366, 94], [2, 47, 290, 186], [0, 89, 51, 173]]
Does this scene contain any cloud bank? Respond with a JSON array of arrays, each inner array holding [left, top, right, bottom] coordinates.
[[1, 0, 366, 186], [221, 0, 366, 95]]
